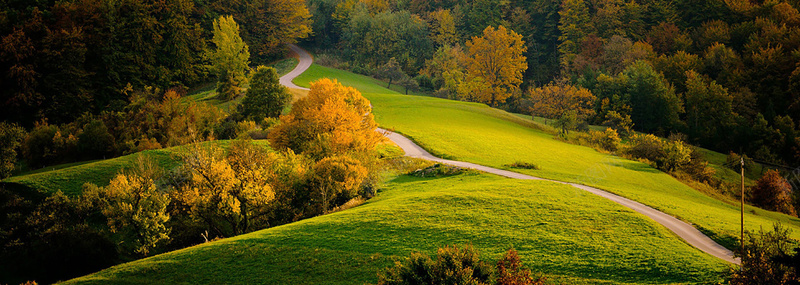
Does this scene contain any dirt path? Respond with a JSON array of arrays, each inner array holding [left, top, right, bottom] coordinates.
[[280, 44, 740, 265]]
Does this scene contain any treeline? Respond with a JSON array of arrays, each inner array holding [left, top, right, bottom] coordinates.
[[305, 0, 800, 167], [0, 0, 311, 126], [0, 79, 389, 284]]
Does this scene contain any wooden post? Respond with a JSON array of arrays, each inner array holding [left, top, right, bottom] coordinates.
[[741, 157, 745, 254]]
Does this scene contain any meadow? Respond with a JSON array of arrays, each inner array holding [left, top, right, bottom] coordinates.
[[294, 64, 800, 247], [64, 173, 728, 284]]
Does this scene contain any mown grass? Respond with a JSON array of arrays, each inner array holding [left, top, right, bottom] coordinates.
[[65, 173, 728, 285], [293, 65, 800, 245], [2, 140, 264, 196]]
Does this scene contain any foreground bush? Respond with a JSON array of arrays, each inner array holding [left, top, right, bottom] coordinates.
[[730, 223, 799, 284], [378, 245, 545, 285]]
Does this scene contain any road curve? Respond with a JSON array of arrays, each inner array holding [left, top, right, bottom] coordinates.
[[280, 44, 740, 265], [280, 44, 312, 91]]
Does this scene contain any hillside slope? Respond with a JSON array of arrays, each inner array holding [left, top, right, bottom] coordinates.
[[65, 174, 727, 284]]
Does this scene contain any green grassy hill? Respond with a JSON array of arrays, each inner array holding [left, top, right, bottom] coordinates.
[[65, 173, 727, 284], [1, 141, 256, 196], [294, 64, 800, 246]]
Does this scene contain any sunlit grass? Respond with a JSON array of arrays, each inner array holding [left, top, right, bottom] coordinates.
[[64, 174, 728, 284]]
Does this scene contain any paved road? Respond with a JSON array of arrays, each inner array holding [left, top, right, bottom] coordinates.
[[280, 44, 740, 265], [279, 44, 312, 91]]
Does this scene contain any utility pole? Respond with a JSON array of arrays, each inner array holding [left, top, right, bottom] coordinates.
[[741, 157, 745, 254]]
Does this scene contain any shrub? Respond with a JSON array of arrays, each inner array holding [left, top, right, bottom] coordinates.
[[625, 134, 664, 163], [750, 170, 795, 215], [496, 249, 546, 285], [378, 244, 493, 285], [377, 246, 545, 285], [730, 223, 799, 284], [589, 128, 621, 152], [22, 122, 78, 168], [504, 162, 540, 170], [411, 163, 467, 177], [601, 111, 633, 138], [0, 122, 25, 178]]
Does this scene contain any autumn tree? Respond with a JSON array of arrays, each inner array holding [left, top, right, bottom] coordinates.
[[527, 80, 596, 121], [82, 156, 170, 256], [0, 122, 25, 179], [465, 25, 528, 106], [311, 155, 368, 213], [268, 78, 382, 160], [750, 170, 794, 215], [243, 0, 312, 61], [427, 9, 458, 46], [558, 0, 594, 68], [175, 140, 277, 237], [209, 15, 250, 101], [240, 66, 291, 122]]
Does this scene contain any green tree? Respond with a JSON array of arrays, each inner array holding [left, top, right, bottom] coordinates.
[[376, 57, 407, 88], [209, 15, 250, 101], [378, 244, 494, 285], [240, 66, 290, 122], [622, 60, 683, 134], [684, 70, 735, 147], [0, 122, 25, 179]]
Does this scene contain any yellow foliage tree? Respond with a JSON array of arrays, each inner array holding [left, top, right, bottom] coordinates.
[[527, 81, 596, 121], [268, 78, 382, 160], [176, 140, 276, 236], [312, 155, 369, 213], [428, 9, 458, 46], [465, 25, 527, 106], [82, 156, 170, 256]]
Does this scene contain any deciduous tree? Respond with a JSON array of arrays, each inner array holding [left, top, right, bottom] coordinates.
[[268, 78, 382, 160], [209, 15, 250, 101], [240, 66, 290, 122], [465, 25, 528, 106]]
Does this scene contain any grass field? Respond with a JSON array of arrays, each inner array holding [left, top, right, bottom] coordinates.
[[293, 64, 800, 246], [65, 173, 728, 284], [1, 141, 263, 196]]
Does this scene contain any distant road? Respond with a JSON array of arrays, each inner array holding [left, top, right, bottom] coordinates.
[[279, 44, 740, 265], [279, 44, 312, 91]]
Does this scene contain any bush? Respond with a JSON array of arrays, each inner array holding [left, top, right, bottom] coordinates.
[[0, 122, 25, 178], [410, 163, 467, 177], [504, 162, 540, 170], [751, 170, 795, 215], [730, 223, 799, 284], [22, 122, 78, 168], [377, 244, 493, 285], [625, 134, 691, 172], [601, 111, 634, 138], [377, 245, 545, 285], [589, 128, 621, 152]]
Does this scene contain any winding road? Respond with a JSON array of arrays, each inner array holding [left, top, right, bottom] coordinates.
[[279, 44, 740, 265]]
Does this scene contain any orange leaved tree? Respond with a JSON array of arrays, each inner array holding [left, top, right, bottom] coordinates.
[[465, 25, 527, 106], [268, 78, 382, 160]]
